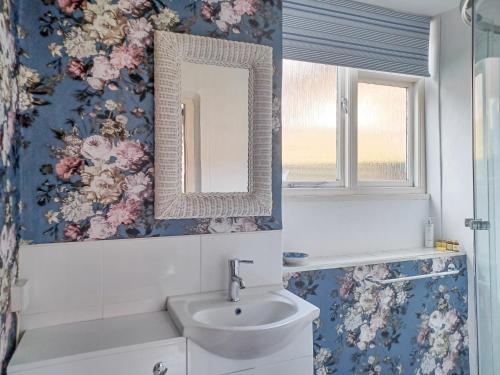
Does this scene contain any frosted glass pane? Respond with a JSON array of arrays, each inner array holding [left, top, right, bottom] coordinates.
[[358, 82, 408, 181], [282, 59, 337, 184]]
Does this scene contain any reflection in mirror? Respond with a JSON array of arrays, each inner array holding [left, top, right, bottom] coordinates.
[[181, 62, 249, 193]]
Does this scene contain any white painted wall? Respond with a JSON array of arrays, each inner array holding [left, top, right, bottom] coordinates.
[[425, 17, 443, 240], [439, 10, 474, 254], [282, 196, 430, 256], [439, 9, 476, 375]]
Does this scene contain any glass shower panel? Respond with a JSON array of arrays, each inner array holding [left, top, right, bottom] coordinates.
[[474, 1, 500, 374]]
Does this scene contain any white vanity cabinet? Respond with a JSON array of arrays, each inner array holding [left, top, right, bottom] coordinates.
[[187, 324, 314, 375], [9, 304, 316, 375], [8, 312, 186, 375]]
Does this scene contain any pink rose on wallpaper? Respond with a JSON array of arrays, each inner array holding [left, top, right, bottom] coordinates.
[[233, 217, 258, 232], [67, 59, 86, 79], [126, 18, 153, 47], [64, 223, 82, 240], [233, 0, 259, 16], [113, 140, 148, 171], [124, 172, 152, 200], [208, 218, 233, 233], [339, 278, 354, 298], [55, 156, 84, 180], [119, 0, 151, 16], [107, 199, 141, 227], [57, 0, 86, 14], [87, 216, 117, 240], [441, 355, 455, 374], [216, 2, 241, 32], [417, 326, 429, 345], [81, 135, 112, 162], [91, 56, 120, 80], [444, 310, 459, 331], [87, 55, 120, 90], [448, 331, 462, 353], [86, 77, 105, 91], [201, 2, 215, 20], [110, 44, 144, 69]]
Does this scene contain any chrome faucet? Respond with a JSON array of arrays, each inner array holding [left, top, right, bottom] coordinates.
[[228, 258, 254, 302]]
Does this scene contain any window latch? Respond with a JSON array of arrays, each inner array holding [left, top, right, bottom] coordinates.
[[341, 97, 349, 114]]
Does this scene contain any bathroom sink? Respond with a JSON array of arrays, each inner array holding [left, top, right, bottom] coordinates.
[[167, 286, 319, 359]]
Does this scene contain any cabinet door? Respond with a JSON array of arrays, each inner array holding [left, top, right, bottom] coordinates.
[[257, 356, 313, 375], [10, 342, 187, 375]]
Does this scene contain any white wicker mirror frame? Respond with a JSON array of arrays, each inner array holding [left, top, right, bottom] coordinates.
[[154, 31, 273, 219]]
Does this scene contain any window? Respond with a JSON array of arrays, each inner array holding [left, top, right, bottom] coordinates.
[[282, 60, 339, 186], [282, 59, 425, 195]]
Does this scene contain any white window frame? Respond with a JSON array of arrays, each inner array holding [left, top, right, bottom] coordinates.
[[282, 65, 346, 189], [283, 64, 426, 198]]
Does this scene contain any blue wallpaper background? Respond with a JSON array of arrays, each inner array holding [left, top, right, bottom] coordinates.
[[15, 0, 282, 244], [284, 256, 470, 375]]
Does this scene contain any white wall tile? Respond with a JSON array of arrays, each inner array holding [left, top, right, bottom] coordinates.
[[19, 242, 103, 328], [200, 231, 282, 292], [19, 232, 283, 329], [101, 236, 201, 318]]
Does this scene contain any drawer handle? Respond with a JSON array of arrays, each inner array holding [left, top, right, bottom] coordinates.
[[153, 362, 168, 375]]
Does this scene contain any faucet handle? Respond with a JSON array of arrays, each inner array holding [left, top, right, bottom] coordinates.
[[229, 258, 254, 267]]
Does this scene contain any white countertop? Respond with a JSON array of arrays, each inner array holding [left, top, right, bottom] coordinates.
[[283, 247, 467, 273], [10, 311, 183, 371]]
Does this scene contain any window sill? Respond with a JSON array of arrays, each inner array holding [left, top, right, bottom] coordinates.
[[282, 188, 430, 201]]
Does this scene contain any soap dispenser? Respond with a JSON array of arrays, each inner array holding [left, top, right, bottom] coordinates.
[[424, 217, 435, 248]]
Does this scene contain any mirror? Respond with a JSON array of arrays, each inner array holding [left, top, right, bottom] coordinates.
[[181, 62, 249, 193], [154, 31, 273, 219]]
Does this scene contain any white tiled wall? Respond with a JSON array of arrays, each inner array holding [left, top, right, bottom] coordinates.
[[19, 230, 283, 330]]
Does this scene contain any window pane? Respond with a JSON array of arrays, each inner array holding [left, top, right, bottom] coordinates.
[[282, 60, 338, 184], [357, 82, 408, 182]]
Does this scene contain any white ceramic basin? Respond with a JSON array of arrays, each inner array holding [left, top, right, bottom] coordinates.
[[167, 286, 319, 359]]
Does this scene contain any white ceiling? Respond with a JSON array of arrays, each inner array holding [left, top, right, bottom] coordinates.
[[355, 0, 460, 16]]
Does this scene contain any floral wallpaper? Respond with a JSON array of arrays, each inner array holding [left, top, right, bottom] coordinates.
[[16, 0, 282, 244], [0, 0, 19, 372], [284, 255, 469, 375]]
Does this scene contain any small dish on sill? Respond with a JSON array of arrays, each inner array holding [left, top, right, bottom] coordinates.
[[283, 252, 310, 266]]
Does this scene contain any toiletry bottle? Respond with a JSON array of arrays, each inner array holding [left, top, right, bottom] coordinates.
[[435, 239, 445, 251], [425, 218, 435, 248]]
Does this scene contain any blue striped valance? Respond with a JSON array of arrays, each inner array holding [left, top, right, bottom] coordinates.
[[283, 0, 431, 76]]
